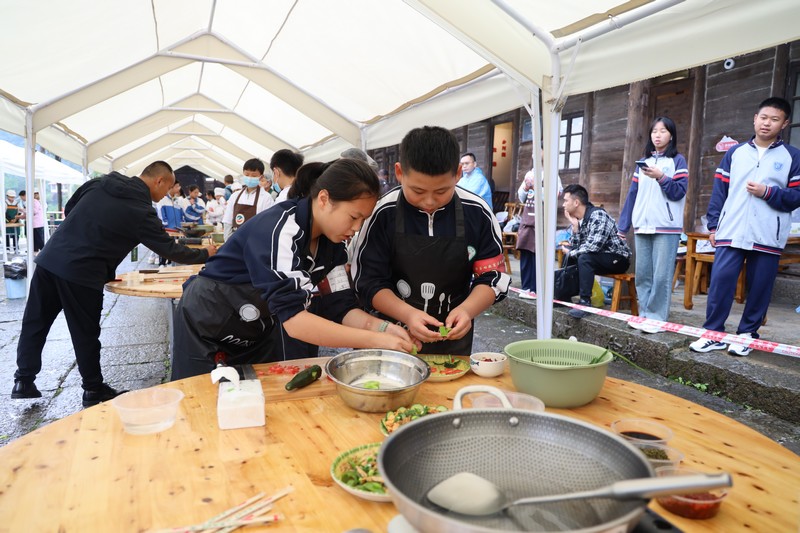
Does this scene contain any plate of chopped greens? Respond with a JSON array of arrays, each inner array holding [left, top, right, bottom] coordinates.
[[380, 404, 449, 436], [330, 443, 391, 502], [420, 355, 471, 382]]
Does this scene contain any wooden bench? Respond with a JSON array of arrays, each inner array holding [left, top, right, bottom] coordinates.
[[605, 272, 638, 315]]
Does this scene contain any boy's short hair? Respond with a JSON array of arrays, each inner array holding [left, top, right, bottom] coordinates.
[[758, 97, 792, 120], [562, 183, 589, 205], [461, 152, 477, 163], [400, 126, 460, 176], [270, 149, 304, 177], [243, 158, 265, 174], [224, 174, 234, 184], [188, 184, 200, 193]]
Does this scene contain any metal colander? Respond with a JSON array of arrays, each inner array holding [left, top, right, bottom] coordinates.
[[379, 387, 652, 533]]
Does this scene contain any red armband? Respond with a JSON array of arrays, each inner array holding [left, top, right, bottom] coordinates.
[[473, 254, 506, 275]]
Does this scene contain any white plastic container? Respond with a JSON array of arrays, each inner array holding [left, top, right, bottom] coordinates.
[[217, 379, 265, 430]]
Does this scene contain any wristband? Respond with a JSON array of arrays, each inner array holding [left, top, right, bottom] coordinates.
[[378, 320, 390, 332]]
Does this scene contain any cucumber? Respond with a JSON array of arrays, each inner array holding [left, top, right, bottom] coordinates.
[[285, 365, 322, 391]]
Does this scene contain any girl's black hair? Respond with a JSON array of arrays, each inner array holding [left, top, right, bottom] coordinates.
[[288, 158, 379, 201], [644, 116, 679, 158]]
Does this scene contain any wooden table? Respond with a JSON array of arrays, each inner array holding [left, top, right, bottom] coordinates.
[[105, 264, 203, 299], [0, 359, 796, 532], [683, 232, 800, 310]]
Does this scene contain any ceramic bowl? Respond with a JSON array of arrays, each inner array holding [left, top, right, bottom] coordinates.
[[469, 352, 507, 378]]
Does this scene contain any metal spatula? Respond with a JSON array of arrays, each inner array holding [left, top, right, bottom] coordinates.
[[427, 471, 732, 516]]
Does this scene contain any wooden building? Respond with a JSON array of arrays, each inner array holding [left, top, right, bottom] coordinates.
[[369, 41, 800, 230]]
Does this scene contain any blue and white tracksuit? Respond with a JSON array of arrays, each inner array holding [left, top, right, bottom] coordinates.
[[156, 194, 185, 230], [704, 137, 800, 335], [618, 153, 688, 321]]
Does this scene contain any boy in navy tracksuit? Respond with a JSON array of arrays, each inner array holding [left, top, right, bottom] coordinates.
[[690, 97, 800, 356], [350, 126, 511, 355]]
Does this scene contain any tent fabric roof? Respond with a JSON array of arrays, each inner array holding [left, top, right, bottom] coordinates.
[[1, 0, 797, 179]]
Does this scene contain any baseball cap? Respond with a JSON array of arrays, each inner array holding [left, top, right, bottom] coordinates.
[[340, 148, 378, 171]]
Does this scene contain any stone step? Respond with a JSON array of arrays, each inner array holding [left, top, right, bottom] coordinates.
[[494, 295, 800, 425]]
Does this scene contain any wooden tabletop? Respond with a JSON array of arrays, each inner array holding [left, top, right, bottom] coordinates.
[[0, 359, 796, 532], [105, 264, 203, 299]]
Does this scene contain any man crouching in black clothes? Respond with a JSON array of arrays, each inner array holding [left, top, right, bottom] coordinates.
[[11, 161, 216, 407]]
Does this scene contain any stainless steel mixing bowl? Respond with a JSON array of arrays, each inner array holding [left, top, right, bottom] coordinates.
[[325, 349, 430, 412]]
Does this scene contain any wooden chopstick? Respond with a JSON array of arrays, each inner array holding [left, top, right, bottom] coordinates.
[[149, 486, 293, 533], [150, 514, 283, 533]]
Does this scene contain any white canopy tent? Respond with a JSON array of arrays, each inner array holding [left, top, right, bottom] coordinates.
[[0, 140, 86, 262], [1, 0, 798, 335]]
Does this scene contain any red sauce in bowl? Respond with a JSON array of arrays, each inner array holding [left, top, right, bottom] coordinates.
[[658, 492, 723, 519]]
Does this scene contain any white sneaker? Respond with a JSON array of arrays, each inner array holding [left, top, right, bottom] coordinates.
[[690, 338, 727, 353], [728, 333, 753, 357], [518, 290, 536, 300], [637, 322, 663, 334]]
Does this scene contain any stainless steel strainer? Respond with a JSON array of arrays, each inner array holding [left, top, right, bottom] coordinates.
[[379, 386, 653, 533]]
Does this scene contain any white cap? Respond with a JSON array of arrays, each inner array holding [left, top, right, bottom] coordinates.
[[33, 188, 40, 194], [214, 187, 225, 197], [6, 189, 16, 197], [230, 182, 243, 191]]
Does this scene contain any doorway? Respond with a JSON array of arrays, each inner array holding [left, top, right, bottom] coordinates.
[[491, 122, 514, 209]]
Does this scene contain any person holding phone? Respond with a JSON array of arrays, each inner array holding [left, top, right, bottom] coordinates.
[[617, 117, 688, 332]]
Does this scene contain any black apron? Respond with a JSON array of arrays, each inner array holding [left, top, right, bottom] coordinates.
[[390, 193, 473, 355], [171, 275, 277, 380]]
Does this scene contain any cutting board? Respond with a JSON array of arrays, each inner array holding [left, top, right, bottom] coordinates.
[[254, 357, 339, 402]]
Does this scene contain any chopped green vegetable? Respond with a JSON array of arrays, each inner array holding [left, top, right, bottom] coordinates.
[[337, 449, 386, 494], [381, 404, 449, 434], [362, 380, 381, 390], [411, 345, 418, 356], [439, 325, 451, 337], [443, 356, 460, 369], [588, 350, 609, 365]]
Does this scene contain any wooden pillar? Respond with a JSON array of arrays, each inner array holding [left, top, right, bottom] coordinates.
[[619, 81, 649, 208], [579, 93, 594, 189], [685, 66, 706, 232], [771, 44, 789, 96]]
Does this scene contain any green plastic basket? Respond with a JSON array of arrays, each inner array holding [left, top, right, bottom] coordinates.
[[503, 339, 613, 408]]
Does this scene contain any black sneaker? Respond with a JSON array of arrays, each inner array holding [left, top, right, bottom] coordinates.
[[568, 300, 592, 319], [11, 380, 42, 399], [82, 383, 128, 408]]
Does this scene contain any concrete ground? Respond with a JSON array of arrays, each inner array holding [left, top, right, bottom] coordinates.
[[1, 250, 798, 455]]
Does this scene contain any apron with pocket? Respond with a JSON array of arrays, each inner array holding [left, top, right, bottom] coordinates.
[[390, 193, 473, 355]]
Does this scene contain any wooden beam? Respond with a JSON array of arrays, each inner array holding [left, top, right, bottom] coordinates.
[[686, 66, 706, 232], [579, 92, 594, 189], [619, 81, 649, 208]]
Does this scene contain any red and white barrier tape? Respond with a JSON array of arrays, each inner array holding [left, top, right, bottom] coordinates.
[[509, 287, 800, 359]]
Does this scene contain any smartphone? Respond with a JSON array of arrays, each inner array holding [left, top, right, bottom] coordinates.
[[635, 160, 649, 169]]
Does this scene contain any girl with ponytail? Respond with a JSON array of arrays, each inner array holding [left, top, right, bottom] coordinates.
[[171, 158, 417, 380]]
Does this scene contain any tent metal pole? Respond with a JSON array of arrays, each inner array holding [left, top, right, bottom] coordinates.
[[24, 110, 36, 296], [1, 165, 7, 264]]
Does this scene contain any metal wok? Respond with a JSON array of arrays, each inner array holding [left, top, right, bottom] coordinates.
[[379, 386, 656, 533]]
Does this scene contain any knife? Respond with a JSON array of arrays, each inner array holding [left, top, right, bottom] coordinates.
[[239, 364, 258, 380]]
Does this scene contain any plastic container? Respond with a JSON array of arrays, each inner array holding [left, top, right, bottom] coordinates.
[[469, 389, 544, 411], [634, 442, 684, 470], [111, 388, 184, 435], [655, 466, 729, 519], [503, 339, 612, 408], [469, 352, 507, 378], [4, 278, 25, 299], [611, 418, 673, 445]]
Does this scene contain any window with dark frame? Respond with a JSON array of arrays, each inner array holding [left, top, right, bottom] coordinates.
[[559, 114, 583, 170], [787, 63, 800, 149]]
